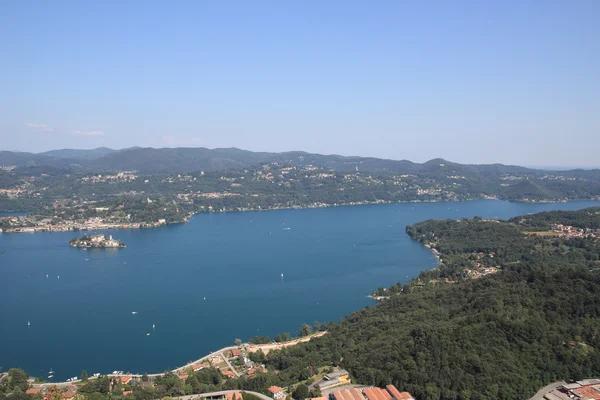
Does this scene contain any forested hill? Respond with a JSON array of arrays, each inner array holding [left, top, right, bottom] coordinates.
[[3, 147, 600, 209], [2, 146, 599, 176], [256, 208, 600, 400]]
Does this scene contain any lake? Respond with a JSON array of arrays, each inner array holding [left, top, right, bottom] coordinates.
[[1, 200, 599, 380]]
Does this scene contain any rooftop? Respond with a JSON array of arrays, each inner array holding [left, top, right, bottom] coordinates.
[[268, 386, 284, 394]]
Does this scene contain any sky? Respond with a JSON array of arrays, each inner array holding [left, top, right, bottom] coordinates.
[[1, 1, 599, 166]]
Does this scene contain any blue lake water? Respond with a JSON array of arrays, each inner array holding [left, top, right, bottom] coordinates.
[[1, 200, 600, 380]]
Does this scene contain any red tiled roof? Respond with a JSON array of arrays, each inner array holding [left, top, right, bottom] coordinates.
[[363, 389, 377, 400], [231, 349, 242, 357], [574, 387, 600, 400], [62, 390, 76, 399], [340, 390, 353, 400], [349, 388, 365, 400], [225, 393, 243, 400], [268, 386, 284, 394], [27, 388, 42, 395], [385, 385, 402, 400], [178, 375, 188, 380], [332, 391, 345, 400], [221, 370, 235, 377], [123, 391, 133, 396], [378, 388, 392, 400]]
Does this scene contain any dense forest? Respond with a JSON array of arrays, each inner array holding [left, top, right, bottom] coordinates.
[[256, 208, 600, 399], [3, 208, 600, 400]]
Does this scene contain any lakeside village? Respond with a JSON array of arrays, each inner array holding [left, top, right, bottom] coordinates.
[[3, 333, 417, 400]]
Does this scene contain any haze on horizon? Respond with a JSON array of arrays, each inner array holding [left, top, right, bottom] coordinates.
[[2, 1, 599, 167]]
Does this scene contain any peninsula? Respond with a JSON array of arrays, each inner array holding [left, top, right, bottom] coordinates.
[[69, 234, 126, 248]]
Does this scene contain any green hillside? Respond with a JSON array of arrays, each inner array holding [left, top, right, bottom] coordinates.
[[257, 208, 600, 400]]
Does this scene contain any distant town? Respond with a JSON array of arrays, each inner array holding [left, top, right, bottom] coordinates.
[[2, 159, 600, 234]]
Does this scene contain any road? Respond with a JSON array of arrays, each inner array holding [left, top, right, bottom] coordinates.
[[529, 381, 566, 400], [174, 390, 271, 400], [220, 352, 241, 377]]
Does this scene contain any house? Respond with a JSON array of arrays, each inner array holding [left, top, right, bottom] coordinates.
[[363, 388, 391, 400], [268, 386, 285, 399], [123, 391, 133, 396], [178, 375, 188, 381], [225, 393, 243, 400], [140, 381, 154, 389], [62, 390, 76, 400], [26, 388, 42, 395], [324, 370, 350, 385], [231, 349, 242, 357], [119, 376, 132, 385], [221, 370, 235, 378], [330, 388, 365, 400], [192, 362, 209, 371], [385, 385, 414, 400], [317, 370, 350, 390]]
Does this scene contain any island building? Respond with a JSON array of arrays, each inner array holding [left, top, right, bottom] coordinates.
[[70, 234, 125, 248]]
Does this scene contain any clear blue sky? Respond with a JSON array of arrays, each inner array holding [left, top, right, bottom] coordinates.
[[1, 0, 599, 166]]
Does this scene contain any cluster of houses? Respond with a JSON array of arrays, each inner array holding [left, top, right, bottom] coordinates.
[[80, 172, 137, 183], [26, 386, 77, 400], [544, 379, 600, 400], [551, 224, 599, 239], [24, 375, 149, 400]]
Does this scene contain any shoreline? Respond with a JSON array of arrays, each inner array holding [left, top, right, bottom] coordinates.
[[31, 331, 328, 386], [4, 197, 598, 234]]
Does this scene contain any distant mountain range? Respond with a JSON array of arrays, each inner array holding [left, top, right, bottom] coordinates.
[[0, 147, 598, 177]]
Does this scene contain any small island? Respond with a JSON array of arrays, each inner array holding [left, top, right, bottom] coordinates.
[[69, 234, 126, 248]]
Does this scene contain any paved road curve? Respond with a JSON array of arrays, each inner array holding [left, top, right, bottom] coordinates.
[[529, 381, 566, 400], [174, 390, 272, 400]]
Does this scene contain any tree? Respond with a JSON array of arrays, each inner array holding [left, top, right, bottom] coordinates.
[[8, 368, 28, 392], [141, 374, 149, 382], [293, 384, 309, 400], [9, 388, 28, 400], [81, 370, 89, 382], [35, 376, 44, 383], [313, 321, 322, 332], [281, 332, 292, 342], [298, 323, 312, 337], [234, 338, 242, 346]]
